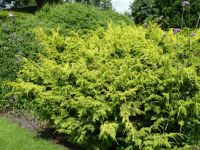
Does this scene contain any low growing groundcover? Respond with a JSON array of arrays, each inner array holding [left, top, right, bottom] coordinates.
[[0, 117, 68, 150]]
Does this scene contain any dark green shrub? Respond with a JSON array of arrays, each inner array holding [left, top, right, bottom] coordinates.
[[8, 24, 200, 149], [35, 3, 133, 31], [0, 11, 35, 108]]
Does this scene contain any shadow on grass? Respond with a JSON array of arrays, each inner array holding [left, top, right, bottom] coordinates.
[[38, 127, 82, 150]]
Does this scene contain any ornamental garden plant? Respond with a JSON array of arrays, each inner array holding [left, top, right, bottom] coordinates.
[[8, 24, 200, 149]]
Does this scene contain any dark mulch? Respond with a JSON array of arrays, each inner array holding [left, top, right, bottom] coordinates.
[[39, 128, 81, 150]]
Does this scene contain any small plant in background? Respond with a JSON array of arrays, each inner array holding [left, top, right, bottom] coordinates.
[[130, 0, 200, 29], [174, 0, 200, 70]]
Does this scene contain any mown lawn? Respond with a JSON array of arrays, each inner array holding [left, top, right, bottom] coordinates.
[[0, 117, 67, 150]]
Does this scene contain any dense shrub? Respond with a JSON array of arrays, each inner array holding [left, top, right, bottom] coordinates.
[[35, 3, 133, 32], [8, 24, 200, 149], [0, 3, 133, 107], [0, 11, 36, 108]]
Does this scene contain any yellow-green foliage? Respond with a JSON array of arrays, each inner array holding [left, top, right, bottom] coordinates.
[[8, 24, 200, 149], [0, 3, 132, 108]]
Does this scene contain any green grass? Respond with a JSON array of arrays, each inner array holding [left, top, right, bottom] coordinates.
[[0, 117, 67, 150]]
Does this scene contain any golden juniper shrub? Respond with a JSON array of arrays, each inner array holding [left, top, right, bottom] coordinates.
[[8, 24, 200, 149]]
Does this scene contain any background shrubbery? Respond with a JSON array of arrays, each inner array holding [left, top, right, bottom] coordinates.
[[8, 24, 200, 149], [36, 3, 132, 32], [0, 11, 35, 108]]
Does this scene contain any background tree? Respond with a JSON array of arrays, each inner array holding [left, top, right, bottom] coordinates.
[[130, 0, 200, 28], [130, 0, 158, 24]]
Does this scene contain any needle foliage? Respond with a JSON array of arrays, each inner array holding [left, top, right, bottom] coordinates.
[[8, 24, 200, 149]]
